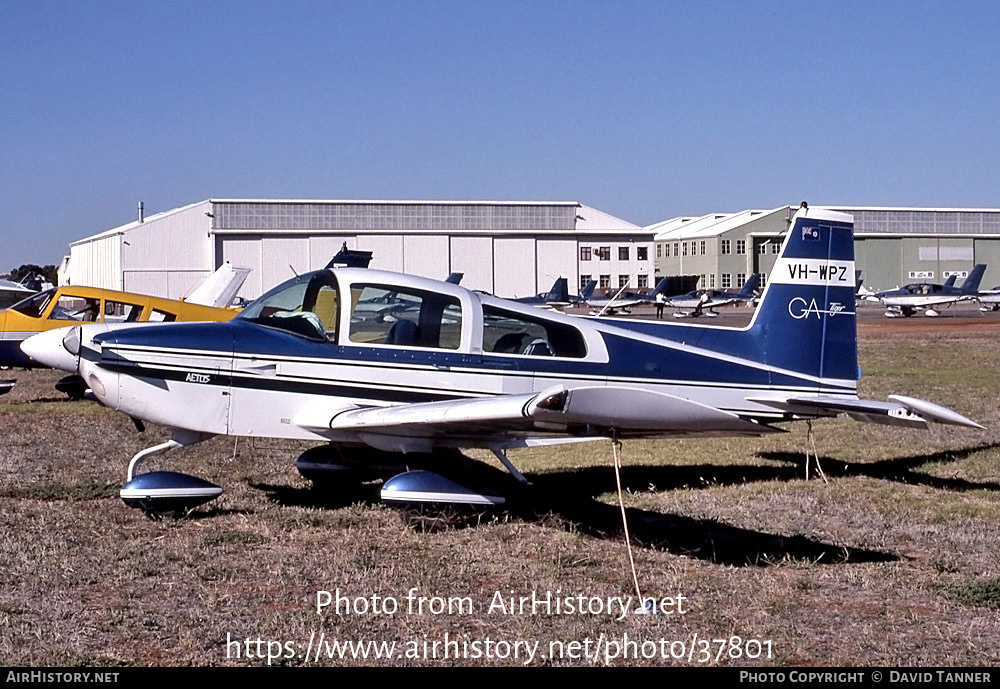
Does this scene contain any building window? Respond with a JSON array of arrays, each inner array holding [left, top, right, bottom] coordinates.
[[771, 242, 781, 254], [597, 246, 611, 261], [580, 246, 591, 261], [709, 274, 715, 289], [682, 243, 688, 257], [721, 239, 731, 255], [580, 274, 592, 290], [637, 275, 648, 289], [618, 247, 630, 261], [619, 275, 630, 288], [599, 274, 610, 288], [736, 239, 746, 254], [759, 242, 767, 255], [699, 240, 706, 255], [760, 273, 767, 287], [721, 273, 732, 289], [737, 273, 746, 287], [637, 247, 648, 261], [673, 243, 679, 257], [656, 244, 662, 258]]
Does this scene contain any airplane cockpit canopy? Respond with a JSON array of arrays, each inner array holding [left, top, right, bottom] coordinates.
[[9, 288, 56, 318], [236, 270, 340, 341]]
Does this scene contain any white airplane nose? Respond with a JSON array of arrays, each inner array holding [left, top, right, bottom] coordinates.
[[20, 326, 82, 372]]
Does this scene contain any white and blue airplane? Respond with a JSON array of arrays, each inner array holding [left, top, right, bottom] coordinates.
[[22, 204, 982, 513], [873, 265, 986, 317], [665, 274, 761, 318]]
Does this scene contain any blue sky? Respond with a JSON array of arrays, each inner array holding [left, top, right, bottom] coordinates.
[[3, 0, 999, 269]]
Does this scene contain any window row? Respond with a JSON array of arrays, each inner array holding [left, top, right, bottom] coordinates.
[[580, 246, 649, 261]]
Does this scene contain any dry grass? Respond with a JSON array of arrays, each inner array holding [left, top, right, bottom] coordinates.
[[1, 318, 999, 666]]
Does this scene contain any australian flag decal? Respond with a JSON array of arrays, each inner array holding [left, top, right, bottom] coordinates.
[[802, 226, 821, 241]]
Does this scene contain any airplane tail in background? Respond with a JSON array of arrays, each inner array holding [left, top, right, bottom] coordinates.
[[649, 277, 670, 298], [960, 264, 987, 294], [735, 274, 760, 300], [579, 280, 597, 301], [746, 205, 858, 384], [943, 275, 958, 288], [545, 278, 569, 303], [186, 262, 251, 308]]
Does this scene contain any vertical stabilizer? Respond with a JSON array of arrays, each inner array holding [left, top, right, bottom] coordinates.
[[749, 205, 857, 384], [186, 262, 251, 308], [960, 264, 987, 294]]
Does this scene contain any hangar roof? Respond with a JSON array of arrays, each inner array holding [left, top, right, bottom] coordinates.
[[650, 207, 789, 241]]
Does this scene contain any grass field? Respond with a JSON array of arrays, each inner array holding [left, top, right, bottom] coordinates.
[[1, 318, 998, 666]]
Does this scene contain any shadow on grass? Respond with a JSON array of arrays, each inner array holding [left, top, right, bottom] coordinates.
[[756, 441, 1000, 493], [254, 458, 898, 567]]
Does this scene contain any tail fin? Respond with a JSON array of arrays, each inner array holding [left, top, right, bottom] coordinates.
[[649, 277, 670, 298], [748, 206, 857, 384], [186, 262, 251, 308], [445, 272, 464, 285], [943, 275, 958, 288], [579, 280, 597, 301], [735, 274, 760, 300], [546, 278, 569, 303], [961, 264, 987, 294]]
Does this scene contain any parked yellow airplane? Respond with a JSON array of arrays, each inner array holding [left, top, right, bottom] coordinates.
[[1, 263, 248, 396]]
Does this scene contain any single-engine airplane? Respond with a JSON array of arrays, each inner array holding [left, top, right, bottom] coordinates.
[[514, 277, 596, 309], [873, 265, 986, 317], [23, 205, 982, 513], [665, 274, 760, 318], [3, 262, 248, 397], [584, 277, 670, 316]]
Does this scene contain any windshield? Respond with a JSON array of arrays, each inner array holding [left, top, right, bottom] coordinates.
[[236, 270, 339, 341], [10, 288, 56, 318]]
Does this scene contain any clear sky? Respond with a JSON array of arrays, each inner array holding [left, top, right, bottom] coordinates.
[[3, 0, 999, 270]]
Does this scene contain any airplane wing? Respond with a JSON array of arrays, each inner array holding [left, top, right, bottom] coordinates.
[[295, 385, 775, 452], [746, 395, 983, 429]]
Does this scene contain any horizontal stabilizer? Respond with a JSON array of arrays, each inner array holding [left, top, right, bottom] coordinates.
[[747, 395, 983, 429]]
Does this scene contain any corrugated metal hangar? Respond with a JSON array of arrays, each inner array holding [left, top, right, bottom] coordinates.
[[65, 200, 1000, 302], [653, 206, 1000, 292], [66, 199, 653, 300]]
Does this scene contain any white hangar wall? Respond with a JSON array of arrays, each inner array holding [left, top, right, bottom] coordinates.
[[69, 200, 652, 302], [68, 200, 217, 299]]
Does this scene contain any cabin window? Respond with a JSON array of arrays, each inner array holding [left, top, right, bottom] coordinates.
[[237, 270, 339, 341], [149, 310, 177, 322], [104, 300, 143, 322], [51, 295, 100, 322], [482, 305, 587, 358], [348, 284, 461, 350]]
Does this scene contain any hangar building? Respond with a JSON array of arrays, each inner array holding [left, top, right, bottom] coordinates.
[[67, 199, 652, 301], [653, 206, 1000, 293]]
